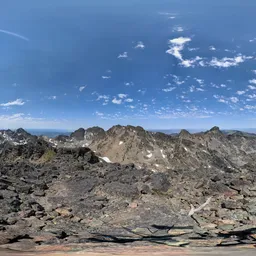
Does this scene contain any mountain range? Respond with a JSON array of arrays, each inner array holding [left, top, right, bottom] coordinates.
[[0, 126, 256, 249]]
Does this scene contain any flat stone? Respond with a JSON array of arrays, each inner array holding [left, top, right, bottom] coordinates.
[[189, 238, 222, 247], [132, 227, 153, 236], [233, 225, 256, 232], [55, 208, 73, 217], [26, 216, 46, 229], [218, 219, 236, 225], [200, 223, 217, 230], [31, 232, 56, 243], [168, 228, 193, 236], [218, 224, 235, 231]]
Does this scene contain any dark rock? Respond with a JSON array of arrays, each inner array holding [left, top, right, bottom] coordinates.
[[150, 173, 170, 193], [70, 128, 85, 141]]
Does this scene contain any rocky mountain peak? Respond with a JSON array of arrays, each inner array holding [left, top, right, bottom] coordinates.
[[70, 128, 85, 141], [179, 129, 191, 138], [16, 128, 29, 135], [206, 126, 222, 135]]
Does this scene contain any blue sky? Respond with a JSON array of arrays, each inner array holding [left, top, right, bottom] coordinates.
[[0, 0, 256, 130]]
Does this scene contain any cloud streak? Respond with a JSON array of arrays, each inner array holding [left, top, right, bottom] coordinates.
[[0, 29, 29, 41], [0, 99, 25, 107]]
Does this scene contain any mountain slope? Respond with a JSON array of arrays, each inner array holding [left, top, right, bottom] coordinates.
[[48, 125, 256, 174]]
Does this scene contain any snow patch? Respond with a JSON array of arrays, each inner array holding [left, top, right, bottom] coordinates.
[[147, 153, 153, 158], [99, 157, 112, 163], [161, 149, 166, 159]]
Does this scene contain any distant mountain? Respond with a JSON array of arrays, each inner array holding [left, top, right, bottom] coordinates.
[[43, 125, 256, 175]]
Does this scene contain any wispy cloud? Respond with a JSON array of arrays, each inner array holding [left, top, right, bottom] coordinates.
[[0, 99, 25, 107], [79, 86, 87, 92], [125, 98, 134, 103], [209, 55, 252, 68], [230, 97, 239, 103], [248, 85, 256, 90], [237, 90, 246, 95], [134, 41, 145, 49], [48, 96, 57, 100], [166, 37, 191, 61], [112, 98, 122, 104], [118, 94, 128, 99], [166, 37, 203, 67], [162, 87, 176, 92], [102, 76, 111, 79], [172, 26, 184, 32], [0, 29, 29, 41], [249, 79, 256, 85], [118, 52, 128, 58]]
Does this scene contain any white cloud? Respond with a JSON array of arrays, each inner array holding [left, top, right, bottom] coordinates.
[[135, 41, 145, 49], [248, 85, 256, 90], [249, 79, 256, 85], [97, 95, 109, 101], [118, 94, 128, 99], [0, 99, 25, 107], [172, 26, 184, 32], [166, 38, 204, 68], [209, 55, 252, 68], [96, 95, 109, 105], [124, 82, 134, 87], [125, 98, 134, 103], [189, 86, 195, 92], [247, 94, 256, 99], [209, 46, 216, 51], [181, 56, 202, 67], [237, 90, 246, 95], [188, 47, 199, 51], [48, 96, 57, 100], [166, 37, 191, 61], [112, 98, 122, 104], [252, 70, 256, 74], [162, 87, 176, 92], [195, 78, 204, 85], [95, 111, 104, 116], [138, 89, 146, 95], [245, 105, 256, 110], [79, 86, 87, 92], [214, 95, 228, 104], [249, 38, 256, 43], [230, 97, 239, 103], [0, 113, 61, 129], [118, 52, 128, 58], [169, 37, 191, 45], [102, 76, 111, 79], [218, 98, 228, 104]]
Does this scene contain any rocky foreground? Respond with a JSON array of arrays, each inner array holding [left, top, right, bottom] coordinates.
[[0, 127, 256, 251]]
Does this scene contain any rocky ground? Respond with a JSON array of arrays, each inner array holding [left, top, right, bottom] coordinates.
[[0, 128, 255, 251]]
